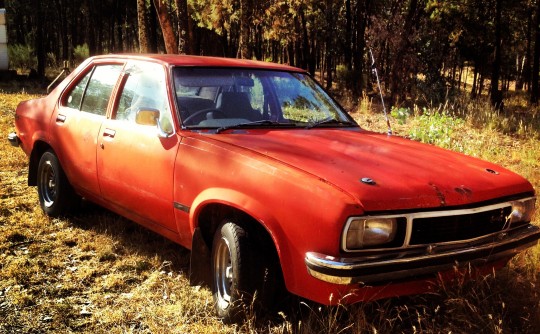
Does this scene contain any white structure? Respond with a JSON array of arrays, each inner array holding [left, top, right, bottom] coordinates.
[[0, 8, 8, 70]]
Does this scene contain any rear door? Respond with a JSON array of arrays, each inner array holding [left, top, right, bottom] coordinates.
[[51, 63, 123, 197], [96, 61, 180, 234]]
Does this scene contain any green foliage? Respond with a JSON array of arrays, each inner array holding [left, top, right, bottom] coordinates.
[[73, 44, 89, 64], [408, 109, 464, 150], [7, 44, 37, 71], [390, 107, 411, 125]]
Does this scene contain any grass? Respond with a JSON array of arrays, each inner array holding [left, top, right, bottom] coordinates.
[[1, 87, 540, 333]]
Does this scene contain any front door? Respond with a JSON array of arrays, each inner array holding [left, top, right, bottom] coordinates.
[[97, 61, 179, 233]]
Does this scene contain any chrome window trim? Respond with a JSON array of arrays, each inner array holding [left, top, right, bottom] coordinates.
[[342, 197, 536, 253]]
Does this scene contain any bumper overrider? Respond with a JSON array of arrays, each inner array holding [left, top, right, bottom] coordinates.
[[306, 224, 540, 285], [8, 132, 20, 147]]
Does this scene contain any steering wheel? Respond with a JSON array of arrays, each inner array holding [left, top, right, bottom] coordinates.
[[183, 108, 228, 125]]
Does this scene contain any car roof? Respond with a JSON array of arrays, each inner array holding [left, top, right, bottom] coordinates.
[[90, 54, 307, 73]]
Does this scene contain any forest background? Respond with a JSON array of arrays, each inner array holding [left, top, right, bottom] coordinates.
[[4, 0, 540, 109]]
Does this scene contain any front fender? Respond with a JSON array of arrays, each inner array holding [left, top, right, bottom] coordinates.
[[189, 187, 294, 282]]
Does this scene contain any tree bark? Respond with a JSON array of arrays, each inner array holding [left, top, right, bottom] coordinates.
[[153, 0, 178, 54], [490, 0, 503, 109], [532, 0, 540, 104], [36, 0, 45, 78], [324, 0, 334, 90], [137, 0, 150, 53], [237, 0, 252, 58], [174, 0, 192, 54]]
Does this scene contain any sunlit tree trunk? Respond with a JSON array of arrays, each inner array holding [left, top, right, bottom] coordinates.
[[153, 0, 178, 54], [137, 0, 150, 53]]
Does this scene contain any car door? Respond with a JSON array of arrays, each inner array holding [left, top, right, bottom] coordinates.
[[96, 61, 180, 234], [51, 63, 124, 197]]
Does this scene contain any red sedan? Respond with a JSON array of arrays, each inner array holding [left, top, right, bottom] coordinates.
[[8, 54, 539, 322]]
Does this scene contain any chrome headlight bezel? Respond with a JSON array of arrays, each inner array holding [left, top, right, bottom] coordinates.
[[342, 216, 406, 251], [509, 198, 536, 225]]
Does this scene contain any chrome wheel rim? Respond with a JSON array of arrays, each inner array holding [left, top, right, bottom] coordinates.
[[214, 236, 233, 310], [39, 161, 57, 208]]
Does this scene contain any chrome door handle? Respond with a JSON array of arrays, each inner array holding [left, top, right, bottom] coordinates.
[[103, 128, 116, 138], [56, 114, 66, 123]]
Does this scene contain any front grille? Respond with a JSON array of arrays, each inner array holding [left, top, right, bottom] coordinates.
[[409, 206, 513, 245]]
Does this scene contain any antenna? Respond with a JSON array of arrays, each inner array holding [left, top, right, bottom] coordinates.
[[369, 48, 392, 136]]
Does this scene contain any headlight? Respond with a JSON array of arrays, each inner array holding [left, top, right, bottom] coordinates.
[[509, 198, 536, 224], [345, 218, 397, 250]]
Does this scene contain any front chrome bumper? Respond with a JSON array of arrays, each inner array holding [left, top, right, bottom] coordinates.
[[306, 224, 540, 285], [8, 132, 20, 147]]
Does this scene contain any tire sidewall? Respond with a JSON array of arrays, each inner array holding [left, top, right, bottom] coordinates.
[[37, 150, 73, 217], [212, 221, 253, 322]]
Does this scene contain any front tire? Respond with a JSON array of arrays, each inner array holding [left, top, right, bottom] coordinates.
[[212, 220, 277, 323], [37, 150, 79, 217]]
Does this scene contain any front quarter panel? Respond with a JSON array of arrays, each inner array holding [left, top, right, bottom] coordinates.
[[173, 133, 363, 299]]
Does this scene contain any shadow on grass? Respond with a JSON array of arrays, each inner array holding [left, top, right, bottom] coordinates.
[[65, 200, 191, 274]]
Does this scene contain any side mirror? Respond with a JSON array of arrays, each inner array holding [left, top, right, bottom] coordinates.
[[135, 108, 159, 126], [135, 108, 173, 138]]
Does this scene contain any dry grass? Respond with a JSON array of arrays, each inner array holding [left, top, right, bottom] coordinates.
[[1, 88, 540, 333]]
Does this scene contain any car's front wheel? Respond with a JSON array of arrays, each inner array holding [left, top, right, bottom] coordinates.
[[37, 150, 79, 217], [211, 220, 278, 323]]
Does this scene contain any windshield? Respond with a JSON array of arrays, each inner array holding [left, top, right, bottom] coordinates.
[[173, 67, 356, 129]]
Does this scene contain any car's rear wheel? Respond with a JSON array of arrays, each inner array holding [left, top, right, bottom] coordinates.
[[211, 220, 278, 323], [37, 151, 79, 217]]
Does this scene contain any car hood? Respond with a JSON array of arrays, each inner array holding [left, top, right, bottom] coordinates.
[[209, 128, 534, 212]]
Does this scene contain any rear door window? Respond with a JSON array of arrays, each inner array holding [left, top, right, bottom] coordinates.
[[64, 64, 123, 116]]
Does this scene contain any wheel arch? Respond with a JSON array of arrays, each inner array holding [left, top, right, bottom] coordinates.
[[188, 190, 290, 291], [28, 140, 55, 186]]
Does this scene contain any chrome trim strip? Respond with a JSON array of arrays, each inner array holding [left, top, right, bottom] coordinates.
[[173, 202, 190, 213], [342, 197, 536, 252], [310, 224, 540, 285]]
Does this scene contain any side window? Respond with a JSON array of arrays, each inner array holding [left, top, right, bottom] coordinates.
[[115, 62, 173, 132], [80, 65, 123, 116], [66, 71, 91, 109]]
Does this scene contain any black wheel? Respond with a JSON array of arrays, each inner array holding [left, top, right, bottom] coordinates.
[[211, 220, 278, 323], [37, 150, 80, 217]]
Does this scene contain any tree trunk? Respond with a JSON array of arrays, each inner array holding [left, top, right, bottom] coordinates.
[[324, 0, 334, 90], [237, 0, 252, 58], [471, 65, 478, 98], [344, 0, 352, 71], [36, 0, 45, 78], [532, 0, 540, 103], [137, 0, 150, 53], [490, 0, 502, 109], [174, 0, 191, 54], [153, 0, 178, 54], [354, 0, 371, 95]]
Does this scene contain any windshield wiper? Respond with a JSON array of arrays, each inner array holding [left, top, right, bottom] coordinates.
[[216, 120, 297, 133], [305, 118, 357, 129]]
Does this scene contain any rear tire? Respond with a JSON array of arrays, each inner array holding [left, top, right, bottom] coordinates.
[[211, 220, 278, 323], [37, 151, 80, 217]]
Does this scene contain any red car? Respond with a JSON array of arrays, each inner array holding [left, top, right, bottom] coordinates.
[[8, 55, 539, 322]]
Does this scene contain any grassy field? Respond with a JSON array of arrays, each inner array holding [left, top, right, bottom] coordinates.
[[1, 87, 539, 333]]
